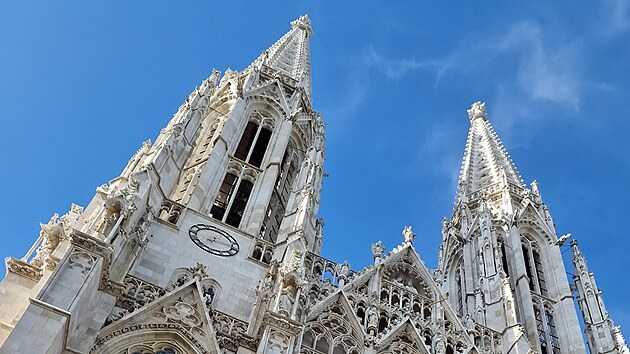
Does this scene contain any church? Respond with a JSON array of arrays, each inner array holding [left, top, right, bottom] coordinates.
[[0, 15, 627, 354]]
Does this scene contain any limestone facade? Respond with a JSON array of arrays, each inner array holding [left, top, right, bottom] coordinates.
[[0, 15, 627, 354]]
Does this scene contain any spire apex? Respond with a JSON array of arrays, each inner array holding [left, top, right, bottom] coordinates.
[[455, 101, 525, 206], [252, 15, 314, 97], [291, 15, 313, 37], [467, 101, 488, 122]]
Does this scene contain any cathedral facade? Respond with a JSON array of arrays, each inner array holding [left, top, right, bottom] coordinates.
[[0, 16, 627, 354]]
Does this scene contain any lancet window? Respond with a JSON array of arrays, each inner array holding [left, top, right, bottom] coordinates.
[[234, 111, 274, 168], [498, 237, 510, 277], [259, 142, 300, 242], [454, 259, 465, 316], [521, 237, 547, 296], [534, 301, 561, 354], [210, 162, 257, 228], [209, 111, 274, 228]]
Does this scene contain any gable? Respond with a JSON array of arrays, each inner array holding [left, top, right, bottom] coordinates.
[[93, 281, 219, 354]]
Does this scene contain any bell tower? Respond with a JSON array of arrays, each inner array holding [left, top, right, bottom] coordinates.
[[438, 102, 586, 354], [0, 15, 324, 354]]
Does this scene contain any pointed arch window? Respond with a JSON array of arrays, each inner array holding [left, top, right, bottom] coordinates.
[[534, 301, 561, 354], [522, 237, 548, 296], [498, 238, 510, 277], [259, 142, 300, 242], [234, 113, 274, 168], [210, 164, 256, 228], [453, 258, 466, 316]]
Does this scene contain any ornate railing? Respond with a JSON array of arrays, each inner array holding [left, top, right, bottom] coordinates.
[[212, 310, 248, 337], [304, 252, 356, 287], [212, 310, 257, 351]]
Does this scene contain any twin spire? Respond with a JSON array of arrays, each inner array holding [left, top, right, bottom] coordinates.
[[455, 101, 525, 205], [250, 19, 520, 207]]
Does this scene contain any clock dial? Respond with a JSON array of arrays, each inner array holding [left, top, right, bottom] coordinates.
[[189, 224, 239, 257]]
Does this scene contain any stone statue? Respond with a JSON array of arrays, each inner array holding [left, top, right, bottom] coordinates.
[[371, 240, 385, 261], [336, 261, 350, 281], [402, 226, 415, 246]]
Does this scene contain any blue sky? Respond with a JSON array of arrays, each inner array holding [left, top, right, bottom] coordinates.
[[1, 1, 629, 331]]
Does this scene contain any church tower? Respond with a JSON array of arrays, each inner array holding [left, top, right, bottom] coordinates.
[[438, 101, 587, 354], [0, 15, 325, 354], [0, 16, 626, 354], [571, 240, 629, 354]]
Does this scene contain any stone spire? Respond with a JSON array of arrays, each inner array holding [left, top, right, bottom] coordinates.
[[254, 15, 313, 96], [455, 101, 525, 205], [572, 240, 628, 354]]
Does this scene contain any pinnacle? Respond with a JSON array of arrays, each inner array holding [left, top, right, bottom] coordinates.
[[467, 101, 488, 122], [455, 101, 526, 206], [250, 15, 314, 96], [291, 14, 313, 37]]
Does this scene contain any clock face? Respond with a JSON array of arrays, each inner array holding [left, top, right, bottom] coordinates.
[[189, 224, 239, 257]]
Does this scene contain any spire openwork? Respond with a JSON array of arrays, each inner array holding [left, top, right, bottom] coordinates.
[[253, 15, 313, 96], [455, 101, 525, 205]]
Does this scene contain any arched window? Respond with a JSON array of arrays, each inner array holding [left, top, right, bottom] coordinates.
[[210, 111, 274, 228], [454, 259, 465, 316], [522, 237, 547, 295], [259, 143, 299, 242], [210, 172, 253, 227], [498, 237, 510, 277], [534, 302, 561, 354], [234, 114, 273, 168]]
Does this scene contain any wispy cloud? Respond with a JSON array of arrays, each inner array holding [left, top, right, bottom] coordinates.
[[413, 121, 464, 194], [365, 45, 437, 80], [433, 21, 589, 113], [601, 0, 630, 37]]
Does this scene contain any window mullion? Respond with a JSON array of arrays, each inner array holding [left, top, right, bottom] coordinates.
[[245, 123, 263, 163], [222, 170, 244, 223], [529, 244, 541, 294]]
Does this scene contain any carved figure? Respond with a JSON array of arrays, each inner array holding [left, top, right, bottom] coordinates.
[[402, 225, 415, 246]]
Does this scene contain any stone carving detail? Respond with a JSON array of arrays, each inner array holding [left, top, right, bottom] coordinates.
[[212, 310, 257, 351], [31, 213, 63, 269], [6, 257, 43, 281], [116, 275, 167, 313], [467, 101, 487, 121], [402, 226, 415, 246], [162, 302, 202, 329], [372, 240, 385, 261], [252, 238, 275, 264], [68, 251, 96, 276], [158, 199, 185, 225], [127, 343, 178, 354], [264, 330, 290, 354], [302, 298, 361, 354]]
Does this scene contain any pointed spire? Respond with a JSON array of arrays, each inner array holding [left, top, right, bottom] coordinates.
[[253, 15, 313, 96], [572, 239, 627, 354], [455, 101, 525, 205]]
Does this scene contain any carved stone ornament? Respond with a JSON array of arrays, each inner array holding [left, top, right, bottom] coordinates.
[[402, 225, 415, 246], [371, 240, 385, 260], [6, 257, 43, 281]]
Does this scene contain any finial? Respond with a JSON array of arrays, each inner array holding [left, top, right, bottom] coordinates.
[[402, 226, 415, 246], [371, 240, 385, 262], [467, 101, 488, 122], [290, 15, 313, 37], [190, 262, 208, 281], [531, 180, 540, 195], [570, 239, 581, 256]]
